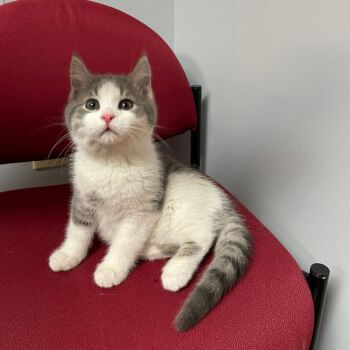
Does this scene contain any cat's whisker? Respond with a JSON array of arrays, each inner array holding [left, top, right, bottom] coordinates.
[[124, 125, 147, 134], [34, 122, 66, 135], [63, 142, 75, 160], [46, 133, 70, 161], [54, 140, 74, 168], [154, 123, 174, 131], [60, 145, 74, 171]]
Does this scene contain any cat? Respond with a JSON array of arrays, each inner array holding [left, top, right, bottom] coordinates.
[[48, 54, 252, 331]]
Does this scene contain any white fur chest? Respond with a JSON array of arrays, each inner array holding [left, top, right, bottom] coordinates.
[[72, 150, 161, 218]]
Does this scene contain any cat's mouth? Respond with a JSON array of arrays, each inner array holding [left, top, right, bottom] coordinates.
[[96, 127, 121, 144], [101, 127, 118, 136]]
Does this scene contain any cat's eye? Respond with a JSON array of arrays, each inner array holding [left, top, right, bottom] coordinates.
[[85, 99, 100, 111], [118, 99, 134, 110]]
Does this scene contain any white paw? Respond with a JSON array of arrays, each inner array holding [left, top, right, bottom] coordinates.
[[161, 261, 194, 292], [94, 264, 126, 288], [49, 249, 83, 272]]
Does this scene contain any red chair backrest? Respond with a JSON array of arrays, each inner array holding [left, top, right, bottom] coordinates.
[[0, 0, 196, 164]]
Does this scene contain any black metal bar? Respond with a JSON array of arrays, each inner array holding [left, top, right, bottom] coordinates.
[[191, 85, 202, 169], [306, 263, 330, 350]]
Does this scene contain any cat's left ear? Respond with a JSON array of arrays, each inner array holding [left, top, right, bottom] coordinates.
[[129, 56, 153, 99], [70, 54, 91, 95]]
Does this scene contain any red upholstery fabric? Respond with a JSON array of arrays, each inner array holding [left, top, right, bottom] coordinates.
[[0, 0, 196, 164], [0, 184, 314, 350]]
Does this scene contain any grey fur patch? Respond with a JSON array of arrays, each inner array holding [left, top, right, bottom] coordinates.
[[122, 82, 157, 126], [86, 191, 101, 204], [70, 193, 96, 227], [160, 152, 194, 175], [152, 151, 199, 211], [177, 241, 201, 257], [207, 268, 233, 293], [157, 243, 180, 256], [195, 285, 216, 305], [174, 285, 215, 332], [221, 239, 251, 260], [71, 208, 93, 226], [218, 254, 238, 266]]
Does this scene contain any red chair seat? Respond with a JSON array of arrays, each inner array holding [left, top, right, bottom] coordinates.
[[0, 184, 313, 350]]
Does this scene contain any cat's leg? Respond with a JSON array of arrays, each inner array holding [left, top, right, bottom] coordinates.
[[94, 214, 158, 288], [49, 219, 95, 271], [161, 236, 214, 292]]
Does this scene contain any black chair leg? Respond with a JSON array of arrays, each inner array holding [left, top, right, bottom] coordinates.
[[191, 85, 202, 170], [306, 263, 330, 350]]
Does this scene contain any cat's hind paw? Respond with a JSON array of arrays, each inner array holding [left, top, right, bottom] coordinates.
[[161, 261, 193, 292]]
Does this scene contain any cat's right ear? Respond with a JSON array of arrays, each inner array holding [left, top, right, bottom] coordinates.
[[70, 54, 91, 94]]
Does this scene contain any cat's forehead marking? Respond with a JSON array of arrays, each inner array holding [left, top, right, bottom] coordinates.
[[98, 81, 121, 103]]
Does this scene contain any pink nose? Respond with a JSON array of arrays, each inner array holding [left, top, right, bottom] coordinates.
[[101, 114, 115, 125]]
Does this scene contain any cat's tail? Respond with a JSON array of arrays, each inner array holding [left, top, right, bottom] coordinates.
[[174, 210, 252, 332]]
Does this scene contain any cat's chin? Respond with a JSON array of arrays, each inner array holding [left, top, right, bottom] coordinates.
[[77, 132, 124, 153], [97, 129, 122, 145]]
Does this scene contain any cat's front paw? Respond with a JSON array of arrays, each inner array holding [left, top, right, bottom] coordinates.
[[49, 249, 83, 272], [94, 264, 127, 288], [161, 261, 193, 292]]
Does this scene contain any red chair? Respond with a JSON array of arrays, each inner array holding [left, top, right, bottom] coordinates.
[[0, 1, 329, 349]]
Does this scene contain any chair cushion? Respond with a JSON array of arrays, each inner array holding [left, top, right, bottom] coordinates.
[[0, 184, 314, 350]]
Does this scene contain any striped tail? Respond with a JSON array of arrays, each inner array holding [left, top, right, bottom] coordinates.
[[174, 213, 252, 331]]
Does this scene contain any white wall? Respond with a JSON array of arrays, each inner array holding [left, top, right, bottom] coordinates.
[[175, 1, 349, 349], [93, 0, 174, 47], [0, 0, 176, 192]]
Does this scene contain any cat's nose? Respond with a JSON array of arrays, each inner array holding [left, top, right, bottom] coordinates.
[[101, 114, 115, 125]]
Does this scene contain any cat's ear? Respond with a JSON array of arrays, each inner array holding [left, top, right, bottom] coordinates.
[[70, 54, 91, 93], [129, 56, 153, 99]]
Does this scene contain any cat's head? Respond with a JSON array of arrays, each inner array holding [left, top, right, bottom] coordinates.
[[65, 55, 156, 153]]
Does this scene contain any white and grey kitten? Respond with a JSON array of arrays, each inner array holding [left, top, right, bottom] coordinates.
[[48, 55, 251, 331]]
